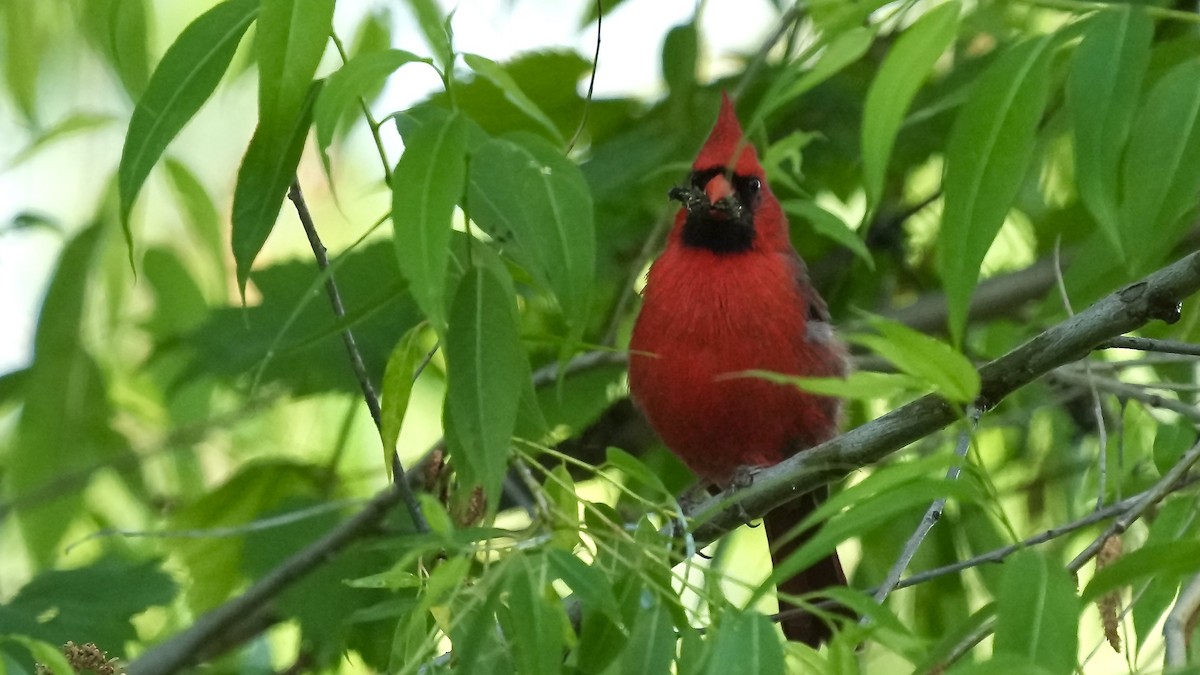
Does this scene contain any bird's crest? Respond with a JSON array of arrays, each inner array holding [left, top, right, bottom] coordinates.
[[692, 93, 763, 178]]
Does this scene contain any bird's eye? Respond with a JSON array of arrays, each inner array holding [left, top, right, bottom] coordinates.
[[745, 177, 762, 194]]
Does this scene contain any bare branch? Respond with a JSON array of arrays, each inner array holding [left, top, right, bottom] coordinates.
[[287, 181, 428, 534], [871, 407, 980, 606], [1098, 335, 1200, 357]]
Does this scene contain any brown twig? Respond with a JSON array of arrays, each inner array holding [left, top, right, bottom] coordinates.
[[287, 180, 428, 533]]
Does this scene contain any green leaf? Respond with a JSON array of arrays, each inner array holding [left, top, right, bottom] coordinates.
[[704, 609, 786, 675], [380, 324, 428, 480], [994, 550, 1080, 675], [164, 158, 225, 289], [15, 637, 75, 675], [231, 82, 321, 293], [118, 0, 258, 228], [544, 549, 622, 623], [757, 477, 976, 604], [444, 264, 528, 509], [500, 555, 566, 675], [392, 110, 469, 332], [143, 247, 208, 336], [620, 594, 675, 675], [256, 0, 333, 127], [938, 34, 1055, 345], [3, 0, 49, 122], [405, 0, 453, 72], [169, 462, 322, 612], [605, 446, 671, 498], [756, 26, 876, 124], [314, 49, 431, 175], [468, 134, 595, 338], [662, 22, 698, 95], [1118, 57, 1200, 272], [948, 654, 1057, 675], [10, 225, 129, 566], [463, 54, 564, 143], [1083, 541, 1200, 603], [781, 199, 873, 269], [731, 369, 924, 401], [80, 0, 151, 97], [850, 314, 980, 402], [1067, 6, 1152, 258], [861, 1, 960, 210], [1133, 495, 1200, 647], [0, 557, 175, 648]]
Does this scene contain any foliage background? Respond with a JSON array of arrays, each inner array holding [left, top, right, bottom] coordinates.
[[2, 0, 1200, 673]]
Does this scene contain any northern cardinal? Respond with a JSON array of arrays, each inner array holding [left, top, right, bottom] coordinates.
[[628, 93, 848, 645]]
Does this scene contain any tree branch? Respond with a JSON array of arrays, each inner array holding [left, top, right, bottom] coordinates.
[[127, 484, 409, 675], [687, 251, 1200, 545], [287, 181, 428, 533]]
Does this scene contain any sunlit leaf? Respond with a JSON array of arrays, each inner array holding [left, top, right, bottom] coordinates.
[[862, 1, 959, 210], [405, 0, 453, 71], [231, 82, 321, 294], [314, 49, 431, 175], [256, 0, 333, 127], [938, 34, 1055, 345], [118, 0, 258, 228], [10, 225, 128, 566], [391, 110, 468, 332], [730, 369, 923, 401], [379, 323, 427, 480], [755, 26, 876, 125], [850, 314, 980, 402], [781, 199, 873, 269]]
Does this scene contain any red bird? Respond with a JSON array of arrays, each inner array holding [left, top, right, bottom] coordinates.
[[628, 94, 848, 645]]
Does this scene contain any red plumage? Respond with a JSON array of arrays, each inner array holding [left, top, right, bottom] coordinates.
[[628, 93, 848, 645]]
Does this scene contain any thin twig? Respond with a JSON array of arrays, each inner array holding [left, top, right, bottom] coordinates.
[[330, 33, 392, 182], [1050, 369, 1200, 424], [64, 500, 363, 553], [871, 406, 980, 606], [1164, 573, 1200, 667], [567, 0, 601, 153], [774, 472, 1200, 629], [1067, 439, 1200, 574], [1097, 335, 1200, 357], [287, 181, 428, 534], [889, 474, 1199, 592], [1053, 237, 1109, 510], [932, 454, 1200, 671]]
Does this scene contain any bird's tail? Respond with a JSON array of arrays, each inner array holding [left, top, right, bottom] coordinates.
[[763, 488, 847, 646]]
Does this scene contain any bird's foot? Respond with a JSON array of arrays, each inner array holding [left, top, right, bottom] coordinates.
[[728, 465, 767, 527]]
